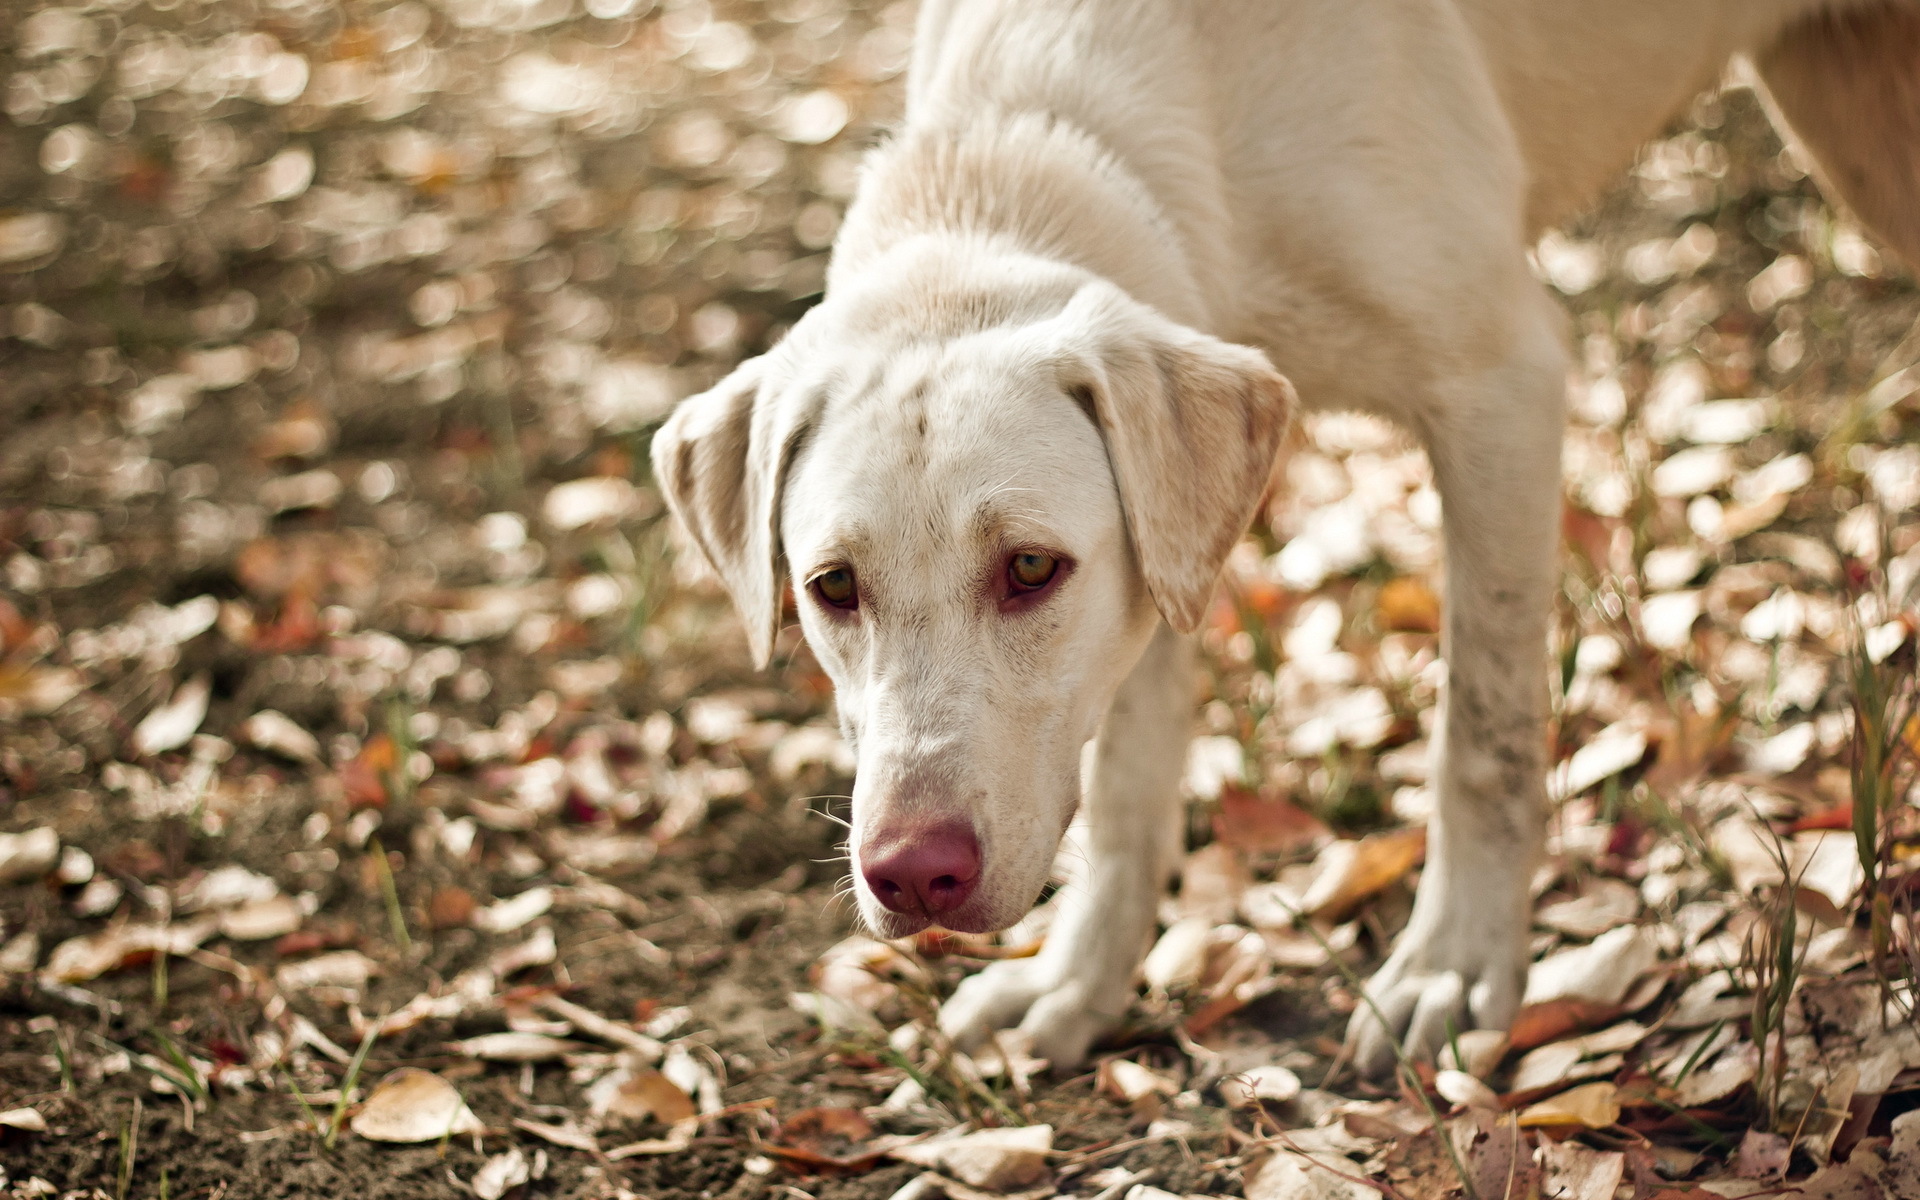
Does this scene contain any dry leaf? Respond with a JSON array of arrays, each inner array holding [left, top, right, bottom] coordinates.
[[1464, 1113, 1542, 1200], [1517, 1082, 1620, 1129], [42, 920, 216, 983], [587, 1061, 694, 1124], [240, 710, 321, 762], [349, 1069, 483, 1142], [275, 950, 378, 991], [1437, 1030, 1509, 1078], [471, 1147, 530, 1200], [890, 1125, 1053, 1190], [1732, 1129, 1789, 1180], [1142, 916, 1214, 992], [765, 1107, 884, 1171], [1522, 926, 1659, 1008], [447, 1032, 587, 1062], [1097, 1058, 1179, 1104], [472, 887, 554, 933], [1376, 576, 1441, 632], [1299, 828, 1426, 921], [1536, 1140, 1624, 1200], [0, 1107, 47, 1133], [1214, 783, 1331, 854], [219, 895, 305, 941], [1549, 724, 1649, 801], [1246, 1150, 1383, 1200], [0, 827, 59, 885], [1219, 1065, 1302, 1108], [1435, 1070, 1498, 1110], [1536, 879, 1641, 939], [131, 673, 211, 756], [1178, 842, 1250, 923]]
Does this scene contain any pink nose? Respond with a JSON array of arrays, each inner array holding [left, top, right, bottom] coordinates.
[[861, 821, 982, 918]]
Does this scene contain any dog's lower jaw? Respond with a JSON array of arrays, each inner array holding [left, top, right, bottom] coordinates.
[[1344, 840, 1534, 1080]]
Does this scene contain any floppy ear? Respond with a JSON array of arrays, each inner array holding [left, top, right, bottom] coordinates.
[[649, 358, 815, 668], [1052, 283, 1295, 633]]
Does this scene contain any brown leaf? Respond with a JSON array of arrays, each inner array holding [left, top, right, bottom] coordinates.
[[1517, 1082, 1621, 1130], [1375, 576, 1441, 633], [1463, 1113, 1542, 1200], [1732, 1129, 1790, 1180], [429, 886, 477, 929], [764, 1106, 884, 1172], [1178, 841, 1250, 922], [1215, 783, 1331, 854], [1536, 1140, 1624, 1200], [1301, 828, 1427, 921]]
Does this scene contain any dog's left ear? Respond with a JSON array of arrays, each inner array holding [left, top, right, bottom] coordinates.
[[1050, 282, 1296, 633], [650, 357, 816, 668]]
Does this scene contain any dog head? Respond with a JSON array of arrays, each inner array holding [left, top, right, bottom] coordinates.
[[651, 249, 1293, 937]]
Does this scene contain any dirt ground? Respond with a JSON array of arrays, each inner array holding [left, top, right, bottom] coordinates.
[[1, 2, 1917, 1198]]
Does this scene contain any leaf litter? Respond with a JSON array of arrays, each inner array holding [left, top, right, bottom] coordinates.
[[0, 1, 1917, 1198]]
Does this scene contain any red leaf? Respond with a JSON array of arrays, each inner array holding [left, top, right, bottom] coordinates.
[[1214, 783, 1329, 855]]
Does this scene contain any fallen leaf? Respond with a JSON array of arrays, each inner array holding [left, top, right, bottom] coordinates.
[[1536, 1140, 1624, 1200], [1376, 576, 1441, 632], [1097, 1058, 1180, 1105], [1518, 1082, 1620, 1129], [0, 827, 59, 885], [1215, 783, 1331, 854], [1246, 1149, 1383, 1200], [0, 1107, 47, 1133], [473, 887, 554, 933], [1219, 1065, 1302, 1108], [511, 1117, 600, 1153], [1464, 1113, 1542, 1200], [1549, 724, 1649, 801], [1142, 917, 1214, 992], [1438, 1030, 1510, 1077], [1300, 828, 1427, 921], [1732, 1129, 1789, 1180], [764, 1106, 882, 1171], [349, 1069, 483, 1142], [131, 673, 211, 756], [1536, 879, 1641, 939], [471, 1147, 530, 1200], [447, 1032, 587, 1062], [890, 1125, 1053, 1190], [219, 895, 304, 941], [240, 710, 321, 762], [275, 950, 379, 991], [1178, 842, 1250, 922], [1522, 926, 1659, 1008], [1434, 1070, 1498, 1110], [42, 920, 216, 983], [587, 1062, 694, 1124]]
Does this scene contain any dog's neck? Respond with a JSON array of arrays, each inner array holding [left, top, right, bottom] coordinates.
[[826, 2, 1241, 335]]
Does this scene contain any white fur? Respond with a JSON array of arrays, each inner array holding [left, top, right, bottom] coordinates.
[[653, 0, 1910, 1073]]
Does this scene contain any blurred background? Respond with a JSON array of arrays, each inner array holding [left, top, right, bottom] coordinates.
[[0, 1, 1916, 1197]]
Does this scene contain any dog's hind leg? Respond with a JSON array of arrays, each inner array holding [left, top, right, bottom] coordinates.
[[940, 622, 1190, 1067], [1346, 291, 1569, 1079]]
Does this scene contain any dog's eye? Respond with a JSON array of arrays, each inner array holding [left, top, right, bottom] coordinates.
[[1008, 552, 1058, 591], [812, 567, 858, 610]]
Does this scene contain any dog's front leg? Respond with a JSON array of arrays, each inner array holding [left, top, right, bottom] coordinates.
[[1347, 302, 1569, 1077], [941, 622, 1190, 1068]]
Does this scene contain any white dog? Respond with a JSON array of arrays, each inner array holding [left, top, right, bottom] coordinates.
[[652, 0, 1919, 1076]]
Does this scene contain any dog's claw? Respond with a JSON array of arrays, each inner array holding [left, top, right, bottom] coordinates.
[[940, 958, 1117, 1069], [1344, 899, 1528, 1080]]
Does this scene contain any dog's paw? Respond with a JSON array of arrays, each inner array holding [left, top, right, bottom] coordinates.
[[1345, 921, 1527, 1080], [938, 958, 1119, 1069]]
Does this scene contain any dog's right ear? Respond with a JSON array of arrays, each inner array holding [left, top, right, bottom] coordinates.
[[650, 357, 814, 668]]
